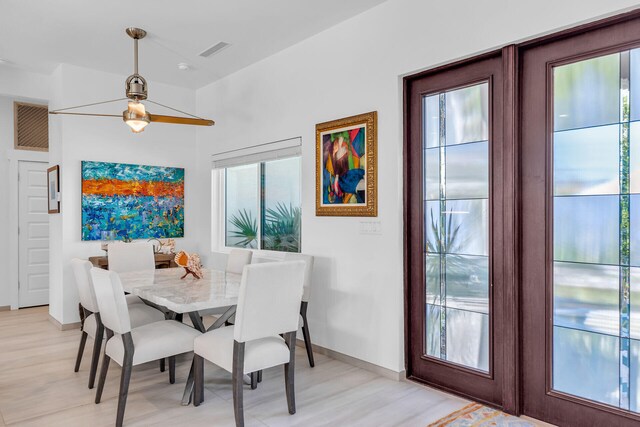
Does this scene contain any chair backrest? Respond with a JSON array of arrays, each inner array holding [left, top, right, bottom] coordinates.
[[90, 268, 132, 334], [71, 258, 100, 313], [234, 261, 305, 343], [225, 249, 253, 275], [284, 253, 314, 302], [107, 242, 155, 273]]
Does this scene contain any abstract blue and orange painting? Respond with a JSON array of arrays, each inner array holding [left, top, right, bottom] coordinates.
[[81, 161, 184, 241]]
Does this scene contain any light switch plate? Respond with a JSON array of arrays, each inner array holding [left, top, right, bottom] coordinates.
[[359, 220, 381, 235]]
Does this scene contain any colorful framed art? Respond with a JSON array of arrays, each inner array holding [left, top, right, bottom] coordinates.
[[81, 161, 185, 241], [315, 111, 377, 216]]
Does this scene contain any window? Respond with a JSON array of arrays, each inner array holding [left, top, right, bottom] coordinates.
[[224, 156, 301, 253]]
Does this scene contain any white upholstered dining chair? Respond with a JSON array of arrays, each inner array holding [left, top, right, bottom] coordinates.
[[107, 242, 155, 272], [284, 253, 315, 367], [192, 261, 306, 427], [225, 248, 253, 275], [70, 258, 165, 389], [91, 268, 201, 427], [108, 242, 156, 305]]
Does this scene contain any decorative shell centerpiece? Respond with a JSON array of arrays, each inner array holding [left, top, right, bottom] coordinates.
[[160, 238, 176, 254], [174, 251, 203, 279]]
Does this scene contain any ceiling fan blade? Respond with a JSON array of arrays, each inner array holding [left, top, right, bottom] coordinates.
[[49, 111, 121, 118], [148, 114, 214, 126]]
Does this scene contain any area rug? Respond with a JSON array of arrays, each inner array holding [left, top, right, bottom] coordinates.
[[428, 403, 535, 427]]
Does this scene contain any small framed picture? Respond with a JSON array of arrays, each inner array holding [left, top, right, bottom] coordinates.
[[47, 165, 60, 214], [316, 111, 377, 216]]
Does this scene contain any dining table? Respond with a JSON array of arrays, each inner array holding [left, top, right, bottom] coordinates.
[[118, 267, 242, 405]]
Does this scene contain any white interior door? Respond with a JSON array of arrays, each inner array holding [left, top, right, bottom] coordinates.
[[18, 161, 49, 308]]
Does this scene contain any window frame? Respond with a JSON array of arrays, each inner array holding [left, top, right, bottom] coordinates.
[[213, 155, 302, 256]]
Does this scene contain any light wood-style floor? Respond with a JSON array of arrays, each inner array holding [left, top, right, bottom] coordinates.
[[0, 306, 528, 426]]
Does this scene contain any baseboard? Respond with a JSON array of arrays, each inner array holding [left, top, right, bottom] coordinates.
[[295, 338, 405, 381], [48, 315, 81, 331], [0, 305, 10, 312]]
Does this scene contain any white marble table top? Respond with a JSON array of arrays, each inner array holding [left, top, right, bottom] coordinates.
[[118, 268, 241, 314]]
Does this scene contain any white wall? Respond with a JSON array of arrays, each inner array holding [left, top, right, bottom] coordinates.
[[0, 68, 50, 308], [48, 64, 198, 324], [194, 0, 640, 372]]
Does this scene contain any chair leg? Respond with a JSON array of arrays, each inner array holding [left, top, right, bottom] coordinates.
[[160, 358, 165, 372], [116, 333, 135, 427], [169, 356, 176, 384], [74, 331, 88, 372], [95, 328, 114, 404], [257, 370, 262, 383], [79, 303, 86, 329], [284, 331, 297, 415], [300, 302, 315, 367], [250, 372, 257, 390], [232, 341, 246, 427], [88, 314, 104, 389], [193, 354, 204, 407]]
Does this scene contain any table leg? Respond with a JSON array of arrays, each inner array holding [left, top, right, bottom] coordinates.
[[208, 306, 236, 331], [188, 312, 206, 333], [181, 358, 195, 406], [181, 311, 206, 406], [181, 309, 236, 405]]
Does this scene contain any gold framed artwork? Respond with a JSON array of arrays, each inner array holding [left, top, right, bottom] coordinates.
[[316, 111, 377, 216]]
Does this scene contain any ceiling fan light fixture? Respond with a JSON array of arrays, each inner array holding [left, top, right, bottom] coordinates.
[[49, 27, 214, 131], [123, 101, 150, 133]]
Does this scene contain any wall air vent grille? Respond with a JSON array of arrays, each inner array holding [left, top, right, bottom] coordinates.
[[14, 102, 48, 151], [199, 41, 230, 58]]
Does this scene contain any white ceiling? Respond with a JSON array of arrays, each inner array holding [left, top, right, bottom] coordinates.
[[0, 0, 388, 89]]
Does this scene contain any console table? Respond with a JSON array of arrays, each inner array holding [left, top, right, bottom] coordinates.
[[88, 253, 178, 270]]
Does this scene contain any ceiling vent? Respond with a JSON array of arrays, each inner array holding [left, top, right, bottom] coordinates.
[[199, 42, 230, 58], [14, 102, 48, 151]]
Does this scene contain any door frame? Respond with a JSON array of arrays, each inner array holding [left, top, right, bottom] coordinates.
[[404, 8, 640, 420], [403, 46, 519, 413], [519, 10, 640, 426], [9, 153, 48, 309]]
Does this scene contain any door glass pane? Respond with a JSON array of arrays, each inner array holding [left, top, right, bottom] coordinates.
[[552, 50, 638, 411], [426, 255, 441, 306], [446, 308, 489, 372], [553, 262, 619, 335], [631, 268, 640, 339], [443, 199, 488, 256], [425, 148, 440, 200], [553, 195, 619, 265], [631, 339, 640, 412], [424, 95, 440, 149], [425, 201, 440, 253], [445, 142, 489, 199], [554, 53, 619, 131], [631, 122, 640, 194], [445, 84, 488, 145], [554, 125, 619, 195], [631, 196, 640, 267], [553, 326, 620, 407], [423, 82, 489, 373], [445, 255, 489, 314]]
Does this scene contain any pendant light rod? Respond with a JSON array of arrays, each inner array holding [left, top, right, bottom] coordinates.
[[125, 27, 147, 75], [134, 37, 139, 75]]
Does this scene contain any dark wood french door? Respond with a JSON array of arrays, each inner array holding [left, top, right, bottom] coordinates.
[[520, 13, 640, 427], [404, 49, 517, 411]]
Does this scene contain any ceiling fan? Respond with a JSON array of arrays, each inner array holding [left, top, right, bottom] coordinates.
[[49, 27, 214, 133]]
